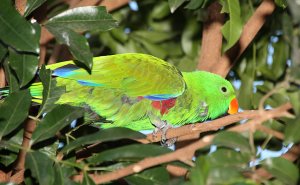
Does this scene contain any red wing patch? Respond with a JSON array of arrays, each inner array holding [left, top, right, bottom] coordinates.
[[151, 98, 177, 115]]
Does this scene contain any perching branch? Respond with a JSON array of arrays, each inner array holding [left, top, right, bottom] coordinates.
[[72, 102, 293, 184], [75, 109, 260, 158], [75, 103, 291, 158], [140, 110, 259, 143]]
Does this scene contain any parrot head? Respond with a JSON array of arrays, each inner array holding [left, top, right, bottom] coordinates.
[[191, 71, 239, 120]]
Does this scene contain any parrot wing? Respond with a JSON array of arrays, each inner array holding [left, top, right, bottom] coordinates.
[[47, 53, 186, 100]]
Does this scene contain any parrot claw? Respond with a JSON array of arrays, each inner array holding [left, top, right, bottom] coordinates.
[[150, 117, 177, 146], [161, 137, 177, 147]]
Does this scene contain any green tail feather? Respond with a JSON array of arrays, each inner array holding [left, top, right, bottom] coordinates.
[[29, 82, 43, 103], [0, 87, 9, 99], [0, 83, 43, 104]]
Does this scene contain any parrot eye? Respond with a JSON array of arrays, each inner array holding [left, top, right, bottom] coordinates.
[[221, 87, 227, 93]]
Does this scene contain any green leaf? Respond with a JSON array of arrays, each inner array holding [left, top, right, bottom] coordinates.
[[46, 27, 93, 71], [288, 91, 300, 115], [186, 156, 250, 185], [61, 127, 145, 153], [0, 0, 39, 53], [0, 43, 7, 62], [0, 90, 31, 139], [8, 49, 38, 87], [151, 1, 170, 19], [46, 6, 117, 32], [271, 39, 288, 80], [32, 105, 83, 143], [0, 152, 18, 167], [238, 74, 254, 109], [168, 0, 186, 13], [110, 28, 128, 43], [161, 42, 183, 57], [125, 167, 170, 185], [24, 0, 47, 17], [284, 116, 300, 144], [185, 0, 204, 10], [181, 18, 199, 56], [137, 38, 168, 59], [2, 129, 24, 153], [38, 65, 66, 116], [0, 183, 17, 185], [53, 163, 64, 185], [82, 172, 96, 185], [53, 163, 79, 185], [212, 131, 252, 154], [148, 17, 173, 32], [208, 148, 251, 168], [206, 167, 246, 185], [3, 60, 19, 93], [176, 56, 197, 72], [88, 144, 172, 164], [220, 0, 243, 51], [185, 156, 210, 185], [275, 0, 287, 8], [25, 151, 55, 185], [131, 31, 176, 44], [261, 157, 299, 185]]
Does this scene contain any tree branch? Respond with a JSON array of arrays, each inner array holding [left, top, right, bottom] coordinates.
[[75, 110, 260, 158], [0, 68, 5, 88], [15, 0, 27, 15], [72, 102, 293, 184], [99, 0, 130, 12], [197, 1, 224, 71], [13, 119, 36, 173], [139, 110, 260, 144]]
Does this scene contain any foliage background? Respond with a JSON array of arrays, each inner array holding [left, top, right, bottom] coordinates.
[[0, 0, 300, 184]]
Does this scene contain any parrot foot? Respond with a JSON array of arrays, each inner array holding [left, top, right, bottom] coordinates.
[[151, 119, 177, 147]]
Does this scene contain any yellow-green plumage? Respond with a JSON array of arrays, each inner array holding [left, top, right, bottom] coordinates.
[[29, 53, 237, 131]]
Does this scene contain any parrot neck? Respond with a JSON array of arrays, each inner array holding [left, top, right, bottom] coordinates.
[[181, 72, 228, 121]]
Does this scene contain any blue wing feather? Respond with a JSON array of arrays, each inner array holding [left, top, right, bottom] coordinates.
[[77, 80, 104, 87], [144, 94, 176, 100], [52, 66, 79, 77]]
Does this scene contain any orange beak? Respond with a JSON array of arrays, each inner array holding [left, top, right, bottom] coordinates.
[[228, 98, 239, 114]]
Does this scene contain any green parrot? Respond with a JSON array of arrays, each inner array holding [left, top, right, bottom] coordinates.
[[4, 53, 239, 135]]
